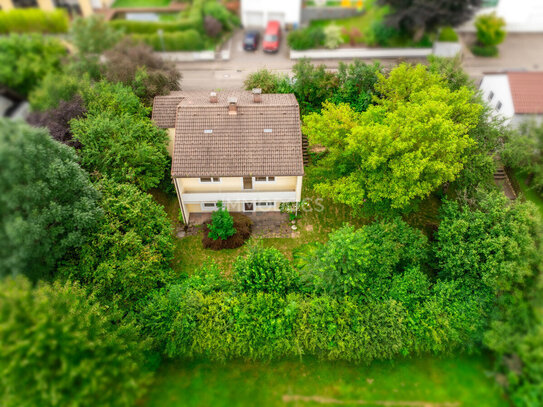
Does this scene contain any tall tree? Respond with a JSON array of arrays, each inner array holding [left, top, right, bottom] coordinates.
[[102, 38, 182, 106], [379, 0, 482, 40], [0, 277, 150, 407], [303, 64, 481, 214], [0, 119, 101, 280]]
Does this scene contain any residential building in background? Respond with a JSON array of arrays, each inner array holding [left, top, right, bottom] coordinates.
[[152, 90, 304, 223], [241, 0, 302, 28], [479, 72, 543, 126], [0, 0, 111, 17]]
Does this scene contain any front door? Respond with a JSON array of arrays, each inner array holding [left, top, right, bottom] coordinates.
[[244, 202, 254, 212], [243, 177, 253, 190]]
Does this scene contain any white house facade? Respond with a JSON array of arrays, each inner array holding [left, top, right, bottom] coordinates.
[[240, 0, 302, 28], [479, 72, 543, 126]]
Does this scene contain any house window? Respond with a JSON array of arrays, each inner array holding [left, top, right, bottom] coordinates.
[[488, 91, 494, 101], [200, 177, 221, 183], [256, 202, 275, 207], [202, 202, 218, 211], [254, 176, 275, 182], [496, 101, 503, 111]]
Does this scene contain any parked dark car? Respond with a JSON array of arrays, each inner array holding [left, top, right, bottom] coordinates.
[[263, 21, 281, 53], [243, 30, 260, 51]]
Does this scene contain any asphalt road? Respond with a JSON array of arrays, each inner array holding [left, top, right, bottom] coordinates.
[[177, 30, 543, 91]]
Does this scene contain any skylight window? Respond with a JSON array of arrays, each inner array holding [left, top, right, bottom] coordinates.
[[263, 129, 273, 133], [204, 129, 213, 134]]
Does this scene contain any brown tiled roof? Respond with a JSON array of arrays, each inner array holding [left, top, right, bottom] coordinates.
[[151, 91, 184, 128], [171, 91, 304, 177], [507, 72, 543, 114]]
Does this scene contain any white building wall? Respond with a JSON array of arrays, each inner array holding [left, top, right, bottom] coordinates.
[[479, 74, 515, 122], [496, 0, 543, 32], [241, 0, 302, 28]]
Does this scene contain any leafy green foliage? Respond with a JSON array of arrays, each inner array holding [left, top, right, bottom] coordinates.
[[329, 60, 382, 112], [207, 201, 236, 241], [475, 12, 506, 47], [323, 24, 344, 49], [303, 64, 481, 214], [299, 220, 429, 299], [292, 59, 338, 115], [0, 277, 149, 407], [435, 191, 542, 293], [0, 8, 68, 34], [244, 69, 285, 94], [0, 34, 66, 96], [29, 71, 90, 111], [61, 180, 174, 311], [203, 1, 239, 31], [80, 80, 150, 117], [287, 27, 325, 50], [234, 244, 298, 294], [438, 26, 459, 42], [0, 119, 101, 280], [69, 15, 121, 79], [503, 120, 543, 194]]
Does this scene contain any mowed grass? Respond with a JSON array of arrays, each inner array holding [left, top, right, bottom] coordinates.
[[143, 355, 509, 407]]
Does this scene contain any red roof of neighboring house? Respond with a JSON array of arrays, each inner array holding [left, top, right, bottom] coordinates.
[[507, 72, 543, 114]]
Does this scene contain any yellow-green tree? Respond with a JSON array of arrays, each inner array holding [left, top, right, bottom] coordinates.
[[303, 64, 481, 215]]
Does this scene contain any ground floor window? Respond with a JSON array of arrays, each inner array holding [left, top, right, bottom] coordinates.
[[201, 202, 218, 210], [255, 201, 275, 207], [254, 176, 275, 182]]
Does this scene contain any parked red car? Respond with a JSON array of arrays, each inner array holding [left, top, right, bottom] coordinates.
[[262, 20, 281, 53]]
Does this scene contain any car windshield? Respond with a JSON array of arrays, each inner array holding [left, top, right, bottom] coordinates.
[[264, 34, 277, 42], [244, 37, 255, 44]]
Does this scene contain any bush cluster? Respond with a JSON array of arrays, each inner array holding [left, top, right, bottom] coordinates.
[[203, 213, 252, 250], [287, 26, 325, 50], [438, 26, 458, 42], [0, 9, 68, 34]]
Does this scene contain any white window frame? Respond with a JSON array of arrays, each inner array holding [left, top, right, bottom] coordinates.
[[253, 176, 276, 183], [255, 201, 275, 208], [201, 202, 219, 211], [199, 177, 221, 184]]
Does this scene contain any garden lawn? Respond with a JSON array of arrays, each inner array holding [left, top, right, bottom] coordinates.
[[515, 172, 543, 217], [111, 0, 171, 8], [143, 355, 509, 407]]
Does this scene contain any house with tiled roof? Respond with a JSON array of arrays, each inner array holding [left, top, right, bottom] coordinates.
[[152, 89, 304, 223], [479, 72, 543, 127]]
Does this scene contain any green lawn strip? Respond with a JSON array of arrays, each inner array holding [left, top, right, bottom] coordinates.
[[144, 355, 508, 407], [111, 0, 171, 8], [515, 171, 543, 217]]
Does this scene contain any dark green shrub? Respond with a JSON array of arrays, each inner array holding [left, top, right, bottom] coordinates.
[[234, 244, 298, 294], [243, 69, 280, 93], [29, 71, 90, 111], [203, 1, 239, 31], [471, 44, 498, 57], [438, 26, 458, 42], [132, 30, 205, 51], [367, 21, 398, 46], [0, 277, 150, 407], [202, 212, 252, 250], [206, 201, 236, 241], [287, 26, 325, 50], [0, 9, 68, 34]]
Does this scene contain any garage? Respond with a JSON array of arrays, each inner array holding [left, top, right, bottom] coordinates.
[[243, 11, 264, 28], [267, 12, 286, 27]]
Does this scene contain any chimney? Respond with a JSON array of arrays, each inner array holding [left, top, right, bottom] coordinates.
[[252, 88, 262, 103], [209, 91, 218, 103], [228, 97, 237, 115]]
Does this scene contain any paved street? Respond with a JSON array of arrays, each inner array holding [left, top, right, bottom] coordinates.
[[177, 31, 543, 90]]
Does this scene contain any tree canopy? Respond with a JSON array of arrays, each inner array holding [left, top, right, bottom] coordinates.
[[303, 64, 481, 214], [0, 119, 101, 280], [0, 277, 149, 407]]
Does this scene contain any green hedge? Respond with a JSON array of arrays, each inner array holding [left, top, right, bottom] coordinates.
[[132, 30, 205, 51], [472, 44, 498, 57], [109, 19, 201, 34], [0, 9, 69, 34], [141, 286, 484, 362], [287, 26, 325, 50]]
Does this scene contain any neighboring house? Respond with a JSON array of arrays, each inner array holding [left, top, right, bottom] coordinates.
[[152, 90, 304, 224], [0, 0, 112, 17], [479, 72, 543, 126], [240, 0, 302, 28]]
